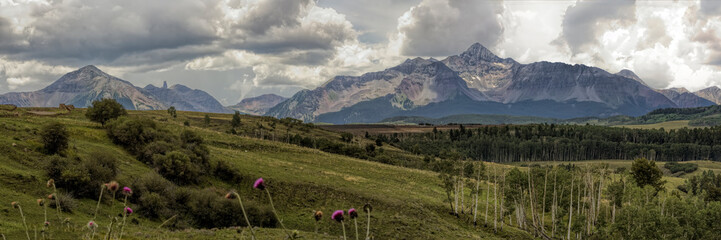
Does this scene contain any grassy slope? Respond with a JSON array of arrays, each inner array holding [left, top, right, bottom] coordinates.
[[0, 109, 531, 239], [614, 120, 696, 130]]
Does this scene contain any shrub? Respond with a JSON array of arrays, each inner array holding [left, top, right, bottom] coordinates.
[[152, 151, 202, 185], [85, 98, 127, 125], [214, 160, 244, 183], [138, 192, 169, 219], [231, 111, 241, 128], [138, 141, 175, 164], [44, 152, 118, 198], [664, 162, 698, 174], [167, 106, 177, 118], [48, 191, 78, 213], [40, 122, 69, 155], [185, 189, 276, 229], [106, 117, 176, 153]]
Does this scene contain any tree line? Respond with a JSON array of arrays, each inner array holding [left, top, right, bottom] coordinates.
[[374, 124, 721, 162]]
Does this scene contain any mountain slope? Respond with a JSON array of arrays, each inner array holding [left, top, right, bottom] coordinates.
[[227, 94, 287, 115], [268, 57, 486, 122], [615, 69, 648, 86], [695, 86, 721, 104], [144, 82, 230, 113], [0, 65, 165, 110], [0, 66, 229, 112], [657, 87, 715, 108], [270, 43, 680, 123]]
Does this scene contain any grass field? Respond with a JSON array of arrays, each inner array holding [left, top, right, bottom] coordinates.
[[0, 108, 531, 239], [614, 120, 697, 130]]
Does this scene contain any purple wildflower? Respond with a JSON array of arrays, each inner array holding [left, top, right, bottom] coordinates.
[[125, 207, 133, 215], [349, 208, 358, 219], [332, 210, 345, 222], [253, 178, 265, 190], [122, 186, 132, 195]]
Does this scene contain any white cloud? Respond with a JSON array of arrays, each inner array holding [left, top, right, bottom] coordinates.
[[393, 0, 505, 57]]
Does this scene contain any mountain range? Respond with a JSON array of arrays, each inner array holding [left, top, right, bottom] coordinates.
[[267, 43, 719, 123], [2, 44, 720, 123], [0, 65, 229, 113]]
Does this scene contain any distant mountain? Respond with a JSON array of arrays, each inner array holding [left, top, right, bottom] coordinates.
[[0, 65, 165, 110], [615, 69, 647, 86], [268, 43, 679, 124], [695, 86, 721, 104], [657, 87, 715, 108], [0, 65, 228, 113], [144, 82, 230, 113], [227, 94, 287, 115]]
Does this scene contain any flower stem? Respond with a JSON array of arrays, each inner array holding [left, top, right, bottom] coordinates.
[[365, 209, 371, 240], [93, 185, 105, 220], [119, 195, 128, 240], [354, 218, 359, 240], [265, 188, 291, 239], [232, 192, 256, 240], [52, 184, 62, 222], [341, 220, 347, 240], [18, 205, 31, 240]]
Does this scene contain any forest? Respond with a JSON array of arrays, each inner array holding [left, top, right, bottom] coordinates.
[[374, 124, 721, 162], [438, 158, 721, 239]]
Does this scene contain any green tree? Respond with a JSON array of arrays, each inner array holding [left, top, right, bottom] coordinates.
[[167, 106, 177, 118], [40, 122, 69, 155], [204, 114, 211, 126], [631, 158, 665, 191], [85, 98, 127, 125], [231, 111, 241, 128]]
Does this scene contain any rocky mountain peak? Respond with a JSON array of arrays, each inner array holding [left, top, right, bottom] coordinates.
[[615, 69, 647, 86], [460, 42, 502, 62]]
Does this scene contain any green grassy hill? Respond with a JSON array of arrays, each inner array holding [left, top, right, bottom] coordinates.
[[0, 108, 530, 239]]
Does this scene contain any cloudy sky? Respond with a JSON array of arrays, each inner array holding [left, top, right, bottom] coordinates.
[[1, 0, 721, 105]]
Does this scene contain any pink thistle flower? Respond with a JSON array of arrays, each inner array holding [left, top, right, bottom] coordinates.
[[122, 187, 132, 195], [107, 181, 119, 192], [348, 208, 358, 219], [253, 178, 265, 190], [124, 207, 133, 215], [44, 221, 50, 227], [87, 221, 97, 229], [331, 210, 344, 222]]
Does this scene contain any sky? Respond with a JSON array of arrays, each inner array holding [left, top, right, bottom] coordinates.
[[1, 0, 721, 105]]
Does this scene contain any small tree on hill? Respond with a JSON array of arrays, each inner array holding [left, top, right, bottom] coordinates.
[[40, 122, 69, 155], [204, 114, 211, 126], [231, 111, 241, 128], [85, 98, 127, 125], [631, 157, 666, 191], [168, 106, 177, 118]]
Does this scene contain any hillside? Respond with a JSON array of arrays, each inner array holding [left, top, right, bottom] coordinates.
[[0, 107, 530, 239]]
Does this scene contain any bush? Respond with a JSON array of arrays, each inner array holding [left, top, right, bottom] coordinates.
[[40, 122, 69, 155], [152, 151, 202, 185], [106, 117, 176, 153], [214, 160, 244, 183], [48, 191, 78, 213], [186, 189, 276, 229], [138, 141, 175, 164], [665, 162, 698, 174], [44, 152, 118, 198], [85, 98, 127, 125], [138, 192, 169, 219]]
